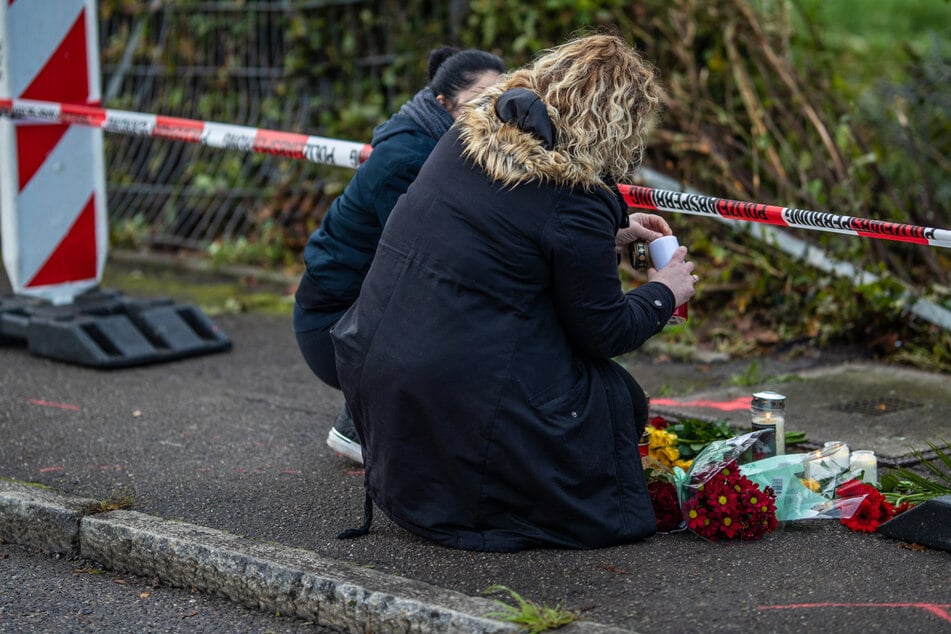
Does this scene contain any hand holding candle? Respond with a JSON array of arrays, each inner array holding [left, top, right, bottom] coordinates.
[[647, 235, 695, 325]]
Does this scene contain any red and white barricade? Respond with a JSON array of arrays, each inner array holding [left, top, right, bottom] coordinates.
[[0, 0, 107, 305]]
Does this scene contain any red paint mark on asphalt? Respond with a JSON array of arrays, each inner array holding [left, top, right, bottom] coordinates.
[[280, 470, 300, 475], [651, 396, 753, 411], [28, 399, 80, 411], [38, 467, 65, 473], [346, 469, 365, 476], [197, 467, 213, 473], [758, 603, 951, 624]]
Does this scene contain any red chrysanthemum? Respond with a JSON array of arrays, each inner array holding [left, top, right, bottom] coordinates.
[[679, 459, 777, 541], [647, 479, 682, 532], [685, 506, 709, 532]]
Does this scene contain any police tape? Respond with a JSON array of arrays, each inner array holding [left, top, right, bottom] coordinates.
[[0, 98, 372, 169], [2, 97, 949, 249], [618, 184, 951, 249]]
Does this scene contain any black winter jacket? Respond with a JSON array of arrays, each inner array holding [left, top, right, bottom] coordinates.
[[294, 89, 451, 332], [333, 98, 676, 551]]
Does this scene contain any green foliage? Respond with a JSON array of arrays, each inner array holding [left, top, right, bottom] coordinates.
[[84, 488, 134, 515], [99, 1, 950, 373], [110, 214, 151, 250], [880, 441, 951, 506], [483, 585, 578, 633], [206, 221, 296, 269], [666, 417, 735, 461]]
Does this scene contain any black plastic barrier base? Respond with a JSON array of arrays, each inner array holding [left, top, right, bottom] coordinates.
[[877, 495, 951, 552], [0, 288, 231, 368]]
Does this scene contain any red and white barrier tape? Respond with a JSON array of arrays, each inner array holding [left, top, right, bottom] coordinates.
[[0, 98, 372, 169], [618, 185, 951, 249], [2, 97, 949, 249]]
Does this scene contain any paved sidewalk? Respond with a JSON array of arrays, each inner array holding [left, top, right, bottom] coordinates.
[[1, 269, 949, 632]]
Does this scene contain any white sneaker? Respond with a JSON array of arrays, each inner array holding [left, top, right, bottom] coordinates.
[[327, 406, 363, 465]]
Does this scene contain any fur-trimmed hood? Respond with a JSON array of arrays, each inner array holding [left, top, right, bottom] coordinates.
[[457, 87, 608, 190]]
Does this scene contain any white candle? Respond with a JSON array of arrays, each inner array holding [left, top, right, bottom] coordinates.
[[823, 441, 850, 472], [751, 392, 786, 457], [850, 450, 878, 484]]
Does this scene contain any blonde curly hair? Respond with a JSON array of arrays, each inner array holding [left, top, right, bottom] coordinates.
[[462, 33, 662, 188]]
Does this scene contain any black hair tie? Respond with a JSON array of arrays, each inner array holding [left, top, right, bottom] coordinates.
[[494, 88, 556, 150]]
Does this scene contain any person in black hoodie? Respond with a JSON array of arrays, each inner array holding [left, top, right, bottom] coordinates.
[[293, 48, 504, 464], [332, 34, 698, 551]]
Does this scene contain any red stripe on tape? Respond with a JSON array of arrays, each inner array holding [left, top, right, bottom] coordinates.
[[855, 230, 928, 245], [155, 115, 204, 143], [618, 184, 658, 210], [715, 198, 788, 226], [359, 144, 373, 164], [253, 129, 309, 159], [60, 103, 105, 127]]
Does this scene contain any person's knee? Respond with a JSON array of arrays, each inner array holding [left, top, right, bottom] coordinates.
[[296, 329, 341, 389]]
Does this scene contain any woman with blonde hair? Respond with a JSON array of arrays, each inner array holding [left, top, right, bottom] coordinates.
[[333, 34, 697, 551]]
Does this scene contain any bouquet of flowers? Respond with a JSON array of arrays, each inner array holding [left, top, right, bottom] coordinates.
[[646, 430, 887, 541], [682, 459, 778, 540], [642, 417, 692, 470], [642, 415, 736, 471], [835, 478, 910, 533], [673, 432, 779, 541]]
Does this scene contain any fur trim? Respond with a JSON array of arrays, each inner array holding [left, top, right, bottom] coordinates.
[[457, 94, 607, 190]]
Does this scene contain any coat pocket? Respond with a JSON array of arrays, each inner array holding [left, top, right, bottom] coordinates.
[[528, 369, 588, 420]]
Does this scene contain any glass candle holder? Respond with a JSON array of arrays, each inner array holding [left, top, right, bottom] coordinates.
[[850, 450, 878, 485], [751, 391, 786, 459], [823, 441, 851, 473]]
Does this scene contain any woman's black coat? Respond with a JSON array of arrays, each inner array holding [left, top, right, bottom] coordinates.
[[333, 125, 677, 552]]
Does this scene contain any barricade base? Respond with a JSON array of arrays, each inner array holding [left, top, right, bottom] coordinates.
[[876, 494, 951, 552], [0, 288, 231, 368]]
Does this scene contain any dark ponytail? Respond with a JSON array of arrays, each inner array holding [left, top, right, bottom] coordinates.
[[428, 48, 505, 102]]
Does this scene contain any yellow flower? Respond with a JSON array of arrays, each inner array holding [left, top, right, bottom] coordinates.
[[646, 425, 687, 469], [800, 478, 821, 493]]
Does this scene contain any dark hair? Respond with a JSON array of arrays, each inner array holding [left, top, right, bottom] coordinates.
[[427, 46, 459, 81], [428, 48, 505, 101]]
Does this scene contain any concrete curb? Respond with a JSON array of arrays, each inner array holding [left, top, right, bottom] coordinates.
[[0, 482, 634, 633], [0, 481, 95, 554]]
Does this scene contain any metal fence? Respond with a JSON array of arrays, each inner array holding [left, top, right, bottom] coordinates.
[[99, 0, 452, 252]]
